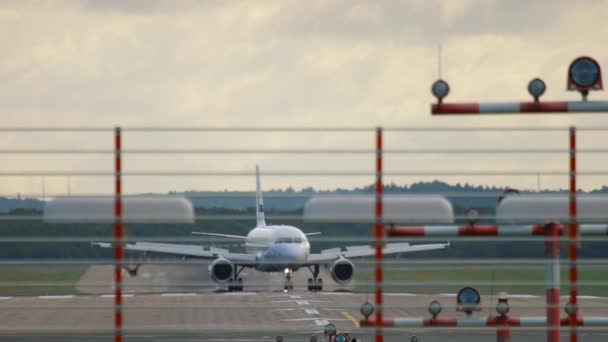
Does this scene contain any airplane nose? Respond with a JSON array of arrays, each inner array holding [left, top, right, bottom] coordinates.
[[271, 244, 306, 264]]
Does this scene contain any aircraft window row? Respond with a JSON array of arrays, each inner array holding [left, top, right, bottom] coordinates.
[[276, 237, 303, 244]]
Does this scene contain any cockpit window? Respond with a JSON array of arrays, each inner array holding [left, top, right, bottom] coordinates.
[[276, 237, 303, 244]]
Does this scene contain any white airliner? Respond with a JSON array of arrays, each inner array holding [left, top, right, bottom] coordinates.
[[95, 166, 449, 292]]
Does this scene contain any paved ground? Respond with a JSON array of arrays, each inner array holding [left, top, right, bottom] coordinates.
[[0, 264, 607, 341]]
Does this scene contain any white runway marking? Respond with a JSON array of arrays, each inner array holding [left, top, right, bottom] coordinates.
[[315, 319, 329, 326], [0, 297, 12, 300], [38, 295, 74, 299], [509, 294, 540, 299], [283, 318, 348, 322], [319, 292, 352, 296], [305, 309, 320, 314], [100, 294, 134, 298], [296, 300, 310, 305], [561, 295, 600, 299], [386, 293, 417, 297], [160, 293, 197, 297], [223, 292, 257, 296], [439, 293, 456, 297], [290, 295, 301, 299]]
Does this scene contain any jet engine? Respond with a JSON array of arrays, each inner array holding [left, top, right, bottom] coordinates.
[[329, 258, 354, 284], [208, 258, 234, 283]]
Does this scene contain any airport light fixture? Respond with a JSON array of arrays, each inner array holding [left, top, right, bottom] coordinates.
[[456, 286, 481, 315], [431, 56, 608, 114], [568, 56, 603, 100], [464, 208, 480, 226], [360, 302, 374, 319], [428, 300, 442, 318], [324, 323, 337, 337], [335, 334, 348, 342], [528, 78, 546, 102], [496, 293, 510, 316], [565, 302, 578, 315], [431, 79, 450, 103]]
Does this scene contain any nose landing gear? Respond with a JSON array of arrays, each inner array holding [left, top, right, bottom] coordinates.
[[284, 268, 294, 291]]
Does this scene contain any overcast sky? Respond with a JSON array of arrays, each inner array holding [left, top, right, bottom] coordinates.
[[1, 0, 608, 196]]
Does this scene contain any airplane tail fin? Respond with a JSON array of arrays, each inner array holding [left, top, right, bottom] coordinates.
[[256, 165, 266, 227]]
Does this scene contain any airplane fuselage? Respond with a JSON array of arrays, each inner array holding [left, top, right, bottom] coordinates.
[[245, 225, 310, 272]]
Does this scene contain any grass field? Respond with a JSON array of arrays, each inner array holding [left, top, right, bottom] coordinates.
[[355, 265, 608, 296], [0, 265, 87, 296]]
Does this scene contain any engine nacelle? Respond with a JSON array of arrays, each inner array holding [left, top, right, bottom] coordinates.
[[329, 258, 354, 285], [208, 258, 234, 283]]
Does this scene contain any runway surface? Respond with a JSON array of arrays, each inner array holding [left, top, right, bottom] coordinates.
[[1, 264, 608, 341]]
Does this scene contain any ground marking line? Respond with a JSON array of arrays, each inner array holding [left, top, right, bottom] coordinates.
[[342, 311, 360, 327]]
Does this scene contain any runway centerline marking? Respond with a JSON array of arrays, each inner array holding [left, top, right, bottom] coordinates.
[[296, 300, 310, 305], [305, 309, 320, 314], [37, 295, 74, 299], [160, 293, 197, 297], [315, 319, 330, 326], [0, 297, 12, 300], [342, 311, 360, 327]]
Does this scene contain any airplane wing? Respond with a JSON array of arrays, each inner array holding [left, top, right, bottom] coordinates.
[[192, 232, 248, 239], [92, 242, 257, 264], [306, 242, 449, 264]]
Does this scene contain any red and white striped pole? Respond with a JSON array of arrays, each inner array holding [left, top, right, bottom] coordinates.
[[360, 316, 608, 328], [114, 127, 124, 342], [386, 224, 608, 237], [568, 126, 579, 342], [374, 127, 384, 342], [432, 101, 608, 115], [545, 223, 561, 342]]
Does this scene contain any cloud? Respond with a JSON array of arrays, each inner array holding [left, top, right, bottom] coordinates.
[[0, 0, 607, 194]]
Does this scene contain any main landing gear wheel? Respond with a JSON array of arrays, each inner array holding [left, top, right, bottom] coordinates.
[[227, 266, 245, 292], [306, 265, 323, 291], [227, 277, 244, 292]]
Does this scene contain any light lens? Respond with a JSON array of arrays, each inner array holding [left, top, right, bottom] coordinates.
[[570, 57, 600, 88], [496, 301, 510, 315], [428, 300, 442, 316], [565, 302, 577, 315], [465, 208, 480, 223], [324, 323, 337, 336], [528, 78, 546, 98], [431, 80, 450, 99], [457, 287, 481, 306], [335, 334, 347, 342], [360, 302, 374, 317]]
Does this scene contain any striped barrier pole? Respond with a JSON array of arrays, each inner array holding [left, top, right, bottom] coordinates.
[[374, 127, 384, 342], [114, 127, 124, 342], [386, 224, 608, 237], [568, 126, 579, 342], [431, 101, 608, 115], [545, 223, 561, 342], [360, 316, 608, 328]]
